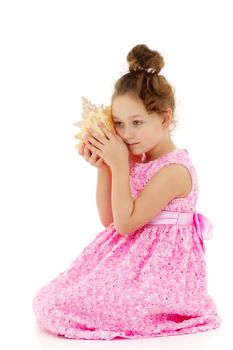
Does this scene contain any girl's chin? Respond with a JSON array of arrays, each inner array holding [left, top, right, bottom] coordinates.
[[129, 148, 142, 154]]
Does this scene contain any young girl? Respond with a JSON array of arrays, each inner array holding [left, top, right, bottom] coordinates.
[[32, 44, 222, 340]]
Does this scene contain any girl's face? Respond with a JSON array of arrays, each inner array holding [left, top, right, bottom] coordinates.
[[112, 93, 170, 156]]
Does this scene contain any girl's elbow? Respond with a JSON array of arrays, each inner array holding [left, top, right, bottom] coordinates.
[[113, 222, 128, 236], [100, 216, 113, 228], [102, 221, 113, 228], [115, 224, 133, 236]]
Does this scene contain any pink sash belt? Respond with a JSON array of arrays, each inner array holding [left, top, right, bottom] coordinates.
[[148, 210, 213, 253]]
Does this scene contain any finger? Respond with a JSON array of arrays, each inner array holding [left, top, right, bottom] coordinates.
[[86, 135, 97, 146], [78, 143, 85, 154], [83, 143, 92, 160], [86, 137, 103, 152], [87, 127, 106, 143], [96, 156, 103, 163], [97, 123, 113, 140], [86, 142, 101, 158], [89, 151, 98, 165]]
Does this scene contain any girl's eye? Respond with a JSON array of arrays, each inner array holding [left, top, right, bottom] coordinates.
[[114, 121, 142, 127]]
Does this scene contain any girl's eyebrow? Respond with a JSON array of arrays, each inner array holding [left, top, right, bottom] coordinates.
[[112, 114, 143, 120]]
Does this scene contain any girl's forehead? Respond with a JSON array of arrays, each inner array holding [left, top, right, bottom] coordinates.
[[112, 95, 161, 121], [112, 96, 147, 116]]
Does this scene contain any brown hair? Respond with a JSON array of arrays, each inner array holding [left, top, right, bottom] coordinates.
[[111, 44, 178, 133]]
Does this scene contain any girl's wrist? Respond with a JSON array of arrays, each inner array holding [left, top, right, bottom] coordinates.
[[98, 163, 111, 172]]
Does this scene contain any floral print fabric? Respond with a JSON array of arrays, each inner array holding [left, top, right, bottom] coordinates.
[[32, 148, 222, 340]]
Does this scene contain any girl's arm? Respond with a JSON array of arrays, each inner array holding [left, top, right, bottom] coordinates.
[[111, 161, 134, 234], [96, 164, 113, 227], [111, 163, 190, 235]]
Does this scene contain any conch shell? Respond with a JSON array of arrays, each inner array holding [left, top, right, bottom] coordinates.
[[74, 97, 115, 151]]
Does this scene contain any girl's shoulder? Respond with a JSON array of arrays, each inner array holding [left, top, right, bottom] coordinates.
[[130, 148, 198, 191], [130, 148, 199, 209]]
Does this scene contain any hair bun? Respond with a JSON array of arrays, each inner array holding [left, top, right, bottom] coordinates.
[[127, 44, 165, 74]]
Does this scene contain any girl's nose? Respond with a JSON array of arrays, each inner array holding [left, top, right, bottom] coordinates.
[[123, 129, 134, 139]]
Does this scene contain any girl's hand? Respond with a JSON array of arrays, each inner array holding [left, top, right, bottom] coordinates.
[[78, 140, 108, 169], [85, 122, 129, 169]]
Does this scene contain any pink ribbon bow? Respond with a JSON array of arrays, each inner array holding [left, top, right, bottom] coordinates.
[[145, 210, 214, 253], [193, 211, 213, 253]]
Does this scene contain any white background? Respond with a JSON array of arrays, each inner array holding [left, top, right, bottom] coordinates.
[[0, 0, 232, 349]]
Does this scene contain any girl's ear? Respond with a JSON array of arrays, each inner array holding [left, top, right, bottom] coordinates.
[[161, 108, 173, 128]]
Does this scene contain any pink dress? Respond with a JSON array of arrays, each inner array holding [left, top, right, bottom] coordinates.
[[32, 148, 222, 340]]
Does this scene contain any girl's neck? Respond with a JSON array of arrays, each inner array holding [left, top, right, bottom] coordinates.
[[129, 153, 146, 164]]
